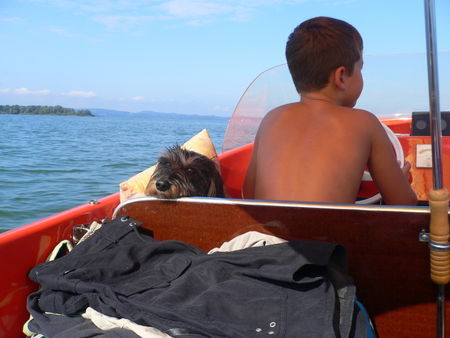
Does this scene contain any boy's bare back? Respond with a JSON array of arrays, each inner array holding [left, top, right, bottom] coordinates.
[[243, 17, 417, 205], [243, 99, 416, 205]]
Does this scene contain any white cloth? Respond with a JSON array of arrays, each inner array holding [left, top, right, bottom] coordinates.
[[77, 221, 103, 244], [82, 307, 171, 338], [208, 231, 287, 254]]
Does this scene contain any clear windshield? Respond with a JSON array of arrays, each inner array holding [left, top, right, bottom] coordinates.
[[222, 52, 450, 152]]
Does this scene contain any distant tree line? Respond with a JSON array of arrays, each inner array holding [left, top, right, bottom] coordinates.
[[0, 105, 94, 116]]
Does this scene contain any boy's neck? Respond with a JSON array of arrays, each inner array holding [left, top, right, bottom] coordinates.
[[300, 91, 341, 106], [301, 94, 336, 105], [300, 83, 351, 107]]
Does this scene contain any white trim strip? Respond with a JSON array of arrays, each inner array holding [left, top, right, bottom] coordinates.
[[113, 196, 432, 219]]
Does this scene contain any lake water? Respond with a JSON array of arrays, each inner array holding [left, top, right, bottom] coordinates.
[[0, 114, 229, 230]]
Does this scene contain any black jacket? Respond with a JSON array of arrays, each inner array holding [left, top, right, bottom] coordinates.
[[28, 216, 364, 338]]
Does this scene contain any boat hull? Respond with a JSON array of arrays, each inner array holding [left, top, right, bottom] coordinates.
[[1, 124, 450, 336], [0, 193, 119, 336]]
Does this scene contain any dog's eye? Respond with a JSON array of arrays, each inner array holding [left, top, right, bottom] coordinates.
[[186, 168, 194, 175]]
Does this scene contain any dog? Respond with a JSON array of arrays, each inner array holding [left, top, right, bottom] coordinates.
[[145, 145, 225, 199]]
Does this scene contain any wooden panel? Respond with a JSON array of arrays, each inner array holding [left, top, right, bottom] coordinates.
[[117, 198, 450, 337]]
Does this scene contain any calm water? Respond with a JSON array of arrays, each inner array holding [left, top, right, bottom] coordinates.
[[0, 114, 228, 230]]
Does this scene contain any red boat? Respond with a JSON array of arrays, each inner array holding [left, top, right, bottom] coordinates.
[[1, 5, 449, 337]]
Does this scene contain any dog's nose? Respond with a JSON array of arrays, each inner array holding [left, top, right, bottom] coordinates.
[[156, 180, 170, 192]]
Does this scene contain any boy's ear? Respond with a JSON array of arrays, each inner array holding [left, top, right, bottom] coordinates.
[[332, 66, 347, 89]]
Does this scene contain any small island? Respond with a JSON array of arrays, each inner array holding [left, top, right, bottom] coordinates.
[[0, 105, 94, 116]]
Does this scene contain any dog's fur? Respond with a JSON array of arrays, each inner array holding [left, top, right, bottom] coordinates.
[[145, 145, 225, 199]]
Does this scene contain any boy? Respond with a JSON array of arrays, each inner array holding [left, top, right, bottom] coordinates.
[[243, 17, 417, 205]]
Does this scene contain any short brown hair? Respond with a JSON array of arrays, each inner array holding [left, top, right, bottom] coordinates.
[[286, 17, 363, 93]]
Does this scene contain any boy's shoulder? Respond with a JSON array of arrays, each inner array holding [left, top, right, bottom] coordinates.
[[262, 102, 378, 124], [325, 105, 380, 125], [257, 103, 300, 129], [347, 107, 378, 119], [335, 107, 384, 138], [257, 102, 383, 139], [347, 107, 383, 128]]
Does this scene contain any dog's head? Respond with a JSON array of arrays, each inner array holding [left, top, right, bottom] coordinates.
[[145, 145, 225, 199]]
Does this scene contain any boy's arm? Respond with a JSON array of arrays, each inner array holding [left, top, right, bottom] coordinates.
[[367, 115, 418, 205]]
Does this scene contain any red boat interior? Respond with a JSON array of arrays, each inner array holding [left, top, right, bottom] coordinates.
[[1, 116, 449, 337]]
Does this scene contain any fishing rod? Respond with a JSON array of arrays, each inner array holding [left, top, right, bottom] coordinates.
[[424, 0, 450, 337]]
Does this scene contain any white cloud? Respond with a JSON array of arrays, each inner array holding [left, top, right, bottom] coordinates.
[[29, 0, 318, 28], [161, 0, 230, 19], [157, 0, 317, 23], [158, 0, 255, 24], [49, 27, 81, 38], [28, 0, 320, 30], [93, 15, 155, 30], [212, 104, 231, 113], [131, 96, 145, 101], [0, 17, 23, 24], [31, 0, 155, 13], [0, 88, 10, 94], [14, 88, 51, 95], [62, 90, 96, 98], [15, 88, 31, 95]]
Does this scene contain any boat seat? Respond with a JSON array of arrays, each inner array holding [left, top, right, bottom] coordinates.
[[112, 196, 450, 337], [218, 143, 253, 199]]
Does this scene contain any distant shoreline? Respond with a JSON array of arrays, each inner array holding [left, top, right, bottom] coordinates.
[[0, 105, 93, 117], [0, 113, 94, 117], [0, 105, 229, 119], [89, 108, 229, 119]]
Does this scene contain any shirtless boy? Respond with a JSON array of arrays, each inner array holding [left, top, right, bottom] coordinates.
[[243, 17, 417, 205]]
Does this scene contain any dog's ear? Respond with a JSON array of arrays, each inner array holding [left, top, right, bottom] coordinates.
[[207, 179, 217, 197], [207, 171, 225, 197]]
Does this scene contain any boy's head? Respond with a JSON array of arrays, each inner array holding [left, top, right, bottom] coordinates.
[[286, 17, 363, 94]]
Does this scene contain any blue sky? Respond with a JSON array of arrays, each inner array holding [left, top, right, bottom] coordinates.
[[1, 0, 449, 116]]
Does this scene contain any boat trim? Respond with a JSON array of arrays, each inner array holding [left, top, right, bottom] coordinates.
[[112, 196, 435, 220]]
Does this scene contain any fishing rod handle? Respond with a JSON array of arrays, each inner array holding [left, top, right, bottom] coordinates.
[[429, 188, 450, 285]]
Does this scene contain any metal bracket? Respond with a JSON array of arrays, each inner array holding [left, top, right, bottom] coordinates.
[[418, 229, 450, 251], [419, 229, 430, 242]]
